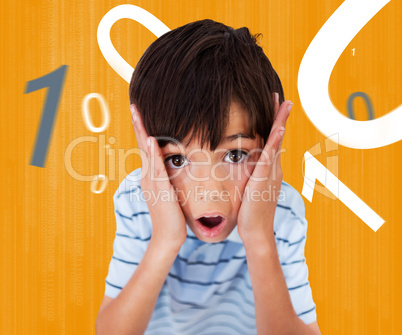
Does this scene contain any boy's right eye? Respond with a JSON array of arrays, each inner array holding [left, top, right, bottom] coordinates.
[[164, 155, 189, 169]]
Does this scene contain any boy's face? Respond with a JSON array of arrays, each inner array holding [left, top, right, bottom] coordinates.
[[160, 101, 264, 243]]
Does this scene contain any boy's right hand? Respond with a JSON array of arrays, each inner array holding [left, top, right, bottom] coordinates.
[[130, 104, 188, 251]]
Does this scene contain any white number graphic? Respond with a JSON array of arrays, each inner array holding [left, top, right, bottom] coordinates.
[[82, 93, 110, 133], [302, 151, 385, 231], [298, 0, 401, 149]]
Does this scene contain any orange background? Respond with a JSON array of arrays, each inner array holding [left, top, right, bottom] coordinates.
[[1, 0, 401, 333]]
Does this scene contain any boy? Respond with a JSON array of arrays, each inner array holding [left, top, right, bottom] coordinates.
[[96, 19, 321, 334]]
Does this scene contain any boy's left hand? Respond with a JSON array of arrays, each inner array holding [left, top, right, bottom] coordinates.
[[237, 93, 292, 244]]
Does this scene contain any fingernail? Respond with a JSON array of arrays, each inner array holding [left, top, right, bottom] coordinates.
[[147, 137, 151, 147], [287, 102, 293, 113], [275, 92, 279, 103], [279, 127, 285, 137], [130, 105, 137, 122]]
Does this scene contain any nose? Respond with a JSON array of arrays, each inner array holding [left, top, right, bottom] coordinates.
[[190, 164, 223, 202]]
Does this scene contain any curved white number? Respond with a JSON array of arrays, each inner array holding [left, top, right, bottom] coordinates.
[[82, 93, 110, 133], [298, 0, 401, 149], [97, 4, 170, 83], [91, 175, 108, 194]]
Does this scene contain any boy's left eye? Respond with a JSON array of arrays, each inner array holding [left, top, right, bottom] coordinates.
[[164, 155, 189, 169], [223, 150, 249, 164]]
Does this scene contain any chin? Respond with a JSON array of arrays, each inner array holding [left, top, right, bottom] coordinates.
[[196, 233, 227, 244]]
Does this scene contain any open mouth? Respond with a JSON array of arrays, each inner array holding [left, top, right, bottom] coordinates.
[[195, 213, 227, 238], [198, 216, 224, 228]]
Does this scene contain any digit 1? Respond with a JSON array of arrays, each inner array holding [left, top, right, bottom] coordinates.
[[302, 151, 384, 232], [24, 65, 68, 167]]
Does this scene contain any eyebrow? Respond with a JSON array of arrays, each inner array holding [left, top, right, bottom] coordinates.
[[163, 132, 253, 147], [223, 133, 253, 142]]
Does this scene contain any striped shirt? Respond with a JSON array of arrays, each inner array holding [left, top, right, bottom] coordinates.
[[104, 168, 317, 334]]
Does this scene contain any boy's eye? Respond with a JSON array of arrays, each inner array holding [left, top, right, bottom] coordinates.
[[164, 155, 189, 169], [224, 150, 249, 164]]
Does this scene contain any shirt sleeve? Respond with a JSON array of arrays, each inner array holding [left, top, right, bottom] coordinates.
[[274, 182, 317, 325], [104, 170, 152, 298]]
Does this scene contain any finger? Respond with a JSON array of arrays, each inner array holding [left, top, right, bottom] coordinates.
[[130, 104, 151, 171], [274, 127, 285, 184], [272, 92, 279, 120], [147, 136, 170, 186], [263, 126, 284, 164], [275, 127, 285, 171], [267, 127, 285, 182], [271, 112, 287, 178], [130, 104, 150, 155], [147, 136, 174, 189], [274, 102, 290, 163], [251, 126, 284, 180], [269, 99, 292, 137], [263, 99, 291, 166]]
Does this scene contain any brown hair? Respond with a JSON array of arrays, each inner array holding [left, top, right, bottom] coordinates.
[[129, 19, 284, 150]]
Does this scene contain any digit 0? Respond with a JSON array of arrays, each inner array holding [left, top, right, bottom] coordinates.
[[91, 175, 108, 194], [82, 93, 110, 133]]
